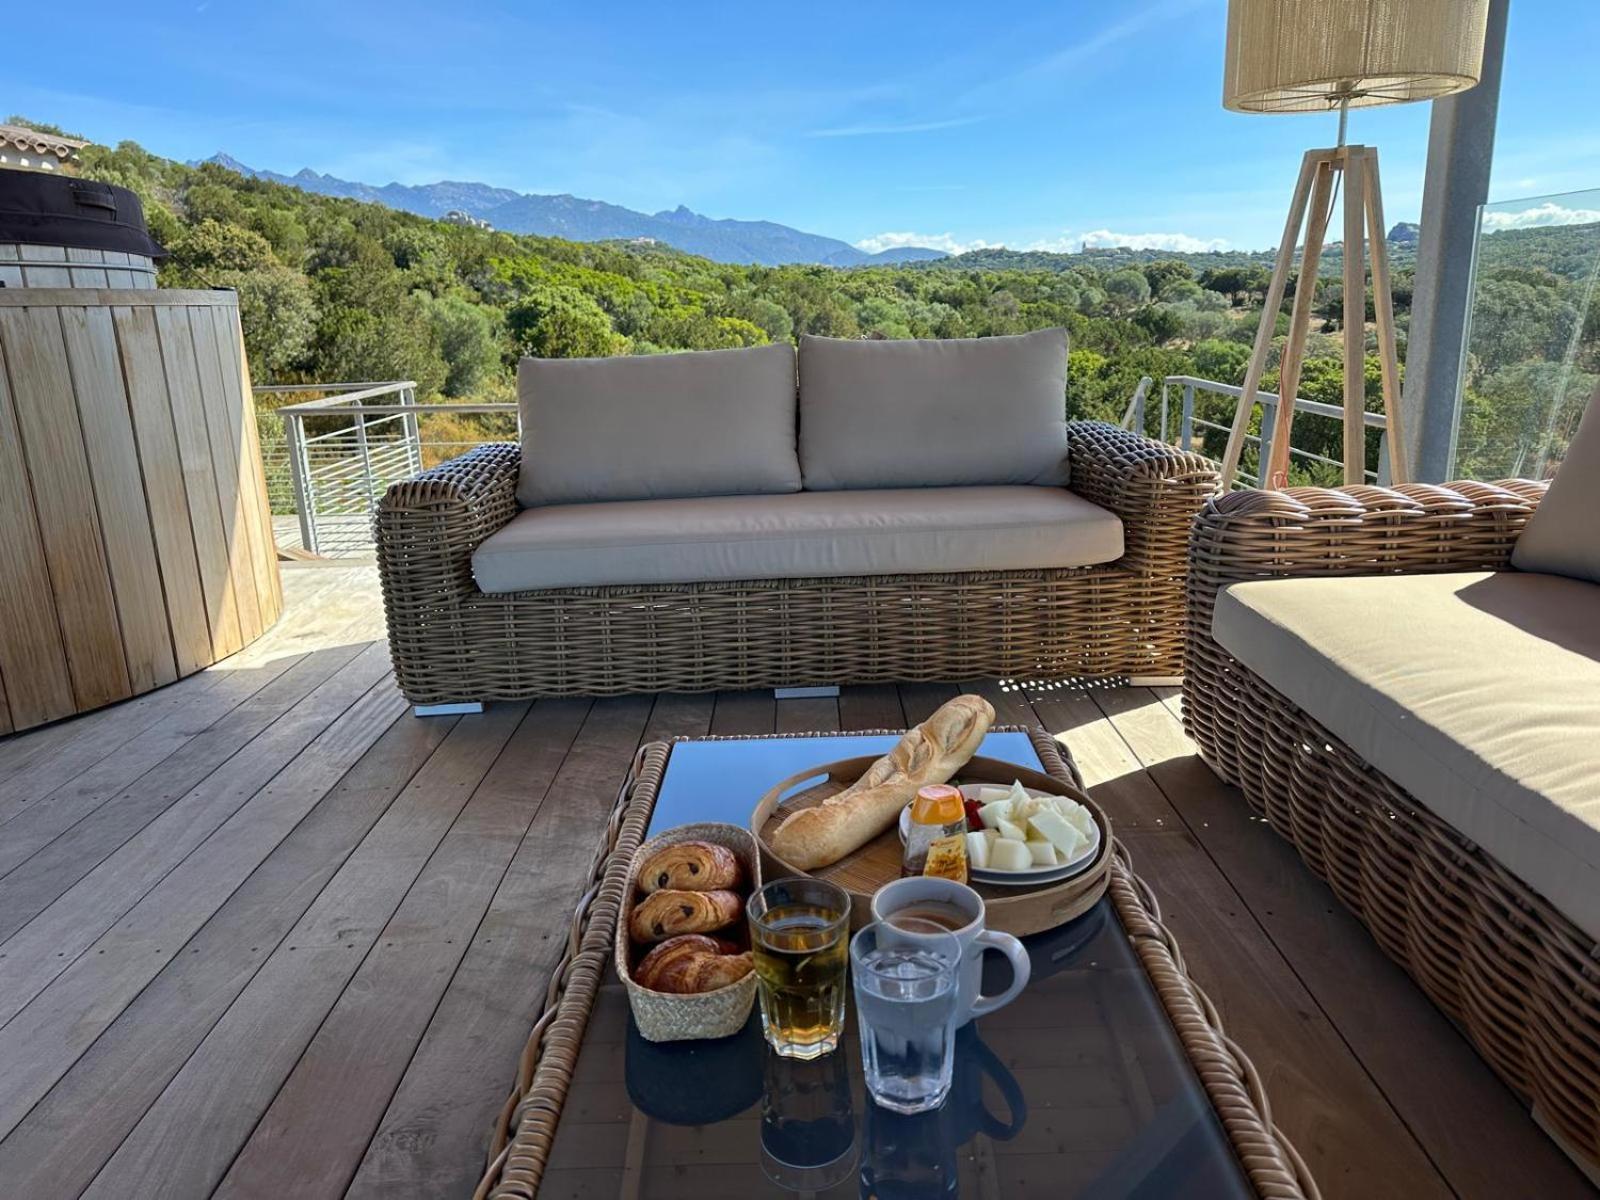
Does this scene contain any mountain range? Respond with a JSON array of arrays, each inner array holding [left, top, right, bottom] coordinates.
[[204, 154, 945, 267]]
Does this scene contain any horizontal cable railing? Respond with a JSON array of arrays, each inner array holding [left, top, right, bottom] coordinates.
[[1156, 375, 1388, 488], [256, 382, 516, 556]]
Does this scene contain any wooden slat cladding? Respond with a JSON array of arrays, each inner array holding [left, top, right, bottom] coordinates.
[[58, 307, 178, 693], [0, 307, 130, 711], [0, 291, 280, 732]]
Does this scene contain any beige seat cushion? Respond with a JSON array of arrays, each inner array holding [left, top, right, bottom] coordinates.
[[1213, 570, 1600, 941], [473, 485, 1122, 592], [517, 343, 799, 507], [1512, 386, 1600, 584], [797, 329, 1070, 491]]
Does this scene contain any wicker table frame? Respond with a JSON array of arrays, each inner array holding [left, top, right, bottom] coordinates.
[[375, 422, 1218, 703], [1183, 480, 1600, 1170], [474, 728, 1317, 1199]]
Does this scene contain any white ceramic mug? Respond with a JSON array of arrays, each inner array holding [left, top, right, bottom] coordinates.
[[870, 877, 1030, 1026]]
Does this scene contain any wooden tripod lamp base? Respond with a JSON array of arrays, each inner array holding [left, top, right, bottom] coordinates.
[[1217, 144, 1408, 490]]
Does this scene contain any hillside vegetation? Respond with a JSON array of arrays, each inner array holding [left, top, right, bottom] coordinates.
[[53, 123, 1597, 486]]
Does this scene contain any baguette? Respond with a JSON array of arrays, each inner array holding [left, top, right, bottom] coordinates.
[[769, 694, 995, 869]]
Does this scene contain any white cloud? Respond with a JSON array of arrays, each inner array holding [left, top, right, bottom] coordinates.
[[855, 227, 1233, 257], [1482, 202, 1600, 232], [807, 116, 984, 139], [1067, 229, 1232, 253], [854, 231, 997, 255]]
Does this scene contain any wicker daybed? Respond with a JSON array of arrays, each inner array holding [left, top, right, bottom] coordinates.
[[376, 334, 1217, 705], [1182, 462, 1600, 1171]]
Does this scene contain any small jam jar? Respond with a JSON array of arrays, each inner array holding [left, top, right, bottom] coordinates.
[[902, 783, 967, 875]]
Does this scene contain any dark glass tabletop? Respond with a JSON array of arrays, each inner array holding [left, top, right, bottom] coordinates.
[[538, 734, 1253, 1199]]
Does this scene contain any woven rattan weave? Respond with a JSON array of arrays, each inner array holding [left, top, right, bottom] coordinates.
[[1182, 480, 1600, 1169], [374, 422, 1217, 703], [473, 728, 1317, 1200]]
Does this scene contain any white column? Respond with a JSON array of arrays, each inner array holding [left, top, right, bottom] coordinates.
[[1401, 0, 1510, 483]]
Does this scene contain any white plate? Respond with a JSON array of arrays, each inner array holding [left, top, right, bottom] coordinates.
[[897, 784, 1101, 887]]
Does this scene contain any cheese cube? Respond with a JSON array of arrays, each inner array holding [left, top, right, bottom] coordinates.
[[978, 801, 1012, 830], [988, 838, 1032, 872], [1027, 840, 1059, 867], [974, 786, 1014, 804], [996, 818, 1028, 843], [1028, 810, 1086, 861], [1063, 801, 1096, 839], [966, 831, 991, 870]]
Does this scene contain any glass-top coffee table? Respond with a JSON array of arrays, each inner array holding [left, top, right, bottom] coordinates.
[[476, 730, 1315, 1200]]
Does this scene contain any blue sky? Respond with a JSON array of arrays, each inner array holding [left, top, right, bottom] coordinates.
[[10, 0, 1598, 253]]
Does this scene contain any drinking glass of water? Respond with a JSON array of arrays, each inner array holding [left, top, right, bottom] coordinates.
[[850, 919, 962, 1114]]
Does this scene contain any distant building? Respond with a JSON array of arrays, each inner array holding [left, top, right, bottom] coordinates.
[[0, 124, 88, 173], [442, 210, 492, 230]]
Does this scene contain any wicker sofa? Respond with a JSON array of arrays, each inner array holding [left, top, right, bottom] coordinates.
[[1183, 455, 1600, 1168], [375, 334, 1217, 705]]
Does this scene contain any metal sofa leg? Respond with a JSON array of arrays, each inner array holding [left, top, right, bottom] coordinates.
[[414, 702, 485, 716]]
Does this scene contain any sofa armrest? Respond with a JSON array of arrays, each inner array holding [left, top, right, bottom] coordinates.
[[1188, 478, 1547, 598], [1067, 421, 1220, 576], [375, 442, 521, 600]]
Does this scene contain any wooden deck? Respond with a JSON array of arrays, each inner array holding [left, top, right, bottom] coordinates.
[[0, 564, 1589, 1200]]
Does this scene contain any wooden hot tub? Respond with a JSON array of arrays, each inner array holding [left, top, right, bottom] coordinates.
[[0, 288, 282, 733]]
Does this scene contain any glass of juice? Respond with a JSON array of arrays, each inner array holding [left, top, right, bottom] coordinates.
[[851, 919, 962, 1114], [748, 877, 851, 1059]]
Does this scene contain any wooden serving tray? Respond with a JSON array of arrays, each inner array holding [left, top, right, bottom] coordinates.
[[751, 754, 1111, 938]]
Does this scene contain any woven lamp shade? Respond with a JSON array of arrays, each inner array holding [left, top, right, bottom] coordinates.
[[1224, 0, 1491, 113]]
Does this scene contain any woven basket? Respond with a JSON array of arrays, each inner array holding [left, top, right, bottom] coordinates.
[[615, 822, 761, 1043]]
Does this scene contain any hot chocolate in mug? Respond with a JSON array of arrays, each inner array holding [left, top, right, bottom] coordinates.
[[870, 877, 1030, 1025]]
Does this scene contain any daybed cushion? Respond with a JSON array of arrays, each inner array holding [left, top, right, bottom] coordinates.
[[797, 329, 1070, 491], [516, 343, 800, 507], [1212, 569, 1600, 941], [1512, 386, 1600, 584], [472, 485, 1122, 591]]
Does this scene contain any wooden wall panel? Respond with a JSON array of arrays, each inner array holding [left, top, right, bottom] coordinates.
[[152, 305, 243, 660], [0, 308, 131, 711], [0, 292, 281, 734], [58, 307, 179, 693], [0, 337, 74, 729], [115, 305, 214, 677], [211, 305, 282, 622], [186, 308, 262, 643]]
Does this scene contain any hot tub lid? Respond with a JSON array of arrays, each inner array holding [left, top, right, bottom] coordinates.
[[0, 171, 166, 260]]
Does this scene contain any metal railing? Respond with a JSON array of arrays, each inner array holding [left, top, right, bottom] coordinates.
[[259, 382, 515, 555], [1153, 375, 1388, 488]]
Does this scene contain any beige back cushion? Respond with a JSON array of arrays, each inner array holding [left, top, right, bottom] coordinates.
[[517, 343, 800, 506], [1512, 386, 1600, 583], [797, 329, 1071, 490]]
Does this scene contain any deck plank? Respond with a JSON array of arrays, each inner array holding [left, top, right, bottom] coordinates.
[[346, 696, 655, 1200], [77, 703, 531, 1200], [0, 565, 1584, 1199], [222, 696, 654, 1200], [0, 709, 455, 1199], [837, 683, 904, 731], [0, 648, 309, 880], [710, 689, 775, 735], [0, 661, 401, 1140], [1092, 688, 1595, 1199], [896, 681, 960, 724]]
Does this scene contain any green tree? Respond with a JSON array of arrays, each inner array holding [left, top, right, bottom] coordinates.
[[420, 293, 503, 396], [1104, 269, 1152, 313], [507, 286, 626, 358]]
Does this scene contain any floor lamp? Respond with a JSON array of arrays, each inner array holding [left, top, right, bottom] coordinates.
[[1217, 0, 1491, 489]]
